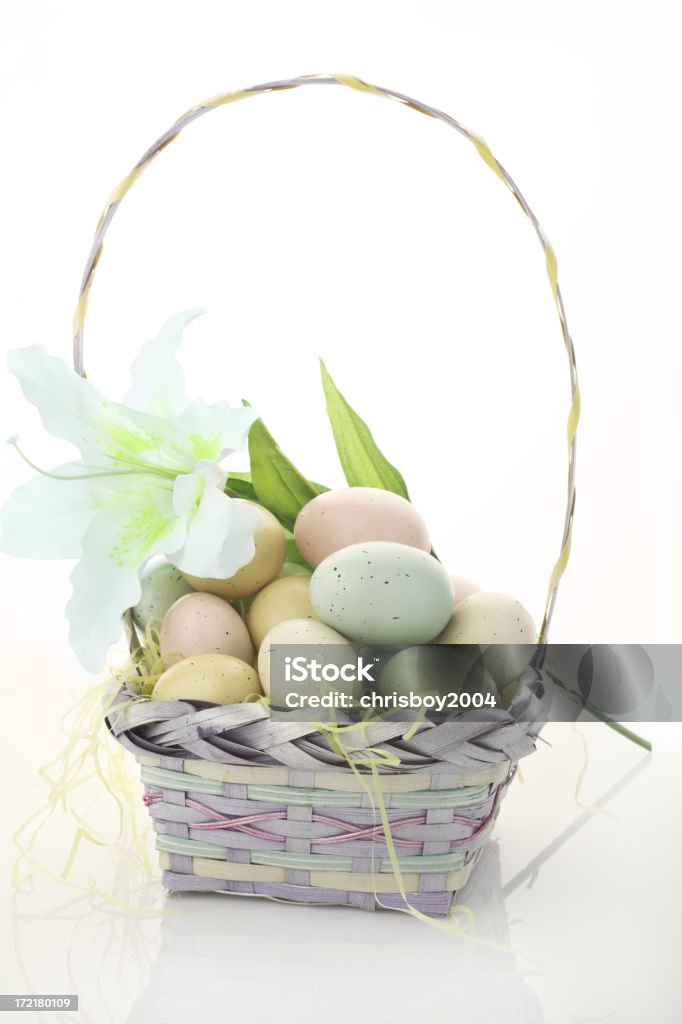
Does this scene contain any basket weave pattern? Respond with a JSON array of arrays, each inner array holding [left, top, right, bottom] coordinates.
[[109, 684, 541, 911], [141, 757, 512, 913]]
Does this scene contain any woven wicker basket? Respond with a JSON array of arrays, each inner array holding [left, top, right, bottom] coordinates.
[[77, 75, 579, 914]]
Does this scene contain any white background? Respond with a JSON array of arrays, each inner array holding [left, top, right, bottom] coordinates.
[[0, 2, 680, 1023]]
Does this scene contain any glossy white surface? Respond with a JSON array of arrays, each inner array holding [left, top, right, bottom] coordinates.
[[1, 654, 679, 1023]]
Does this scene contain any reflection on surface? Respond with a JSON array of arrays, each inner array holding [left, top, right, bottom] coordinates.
[[502, 753, 651, 899], [123, 843, 544, 1024], [8, 748, 653, 1024]]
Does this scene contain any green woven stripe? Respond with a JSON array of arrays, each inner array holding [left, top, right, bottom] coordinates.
[[141, 765, 224, 795], [156, 835, 469, 873], [141, 769, 492, 810], [252, 851, 354, 871], [380, 851, 467, 872], [248, 785, 363, 807], [254, 850, 469, 873], [391, 785, 490, 809], [247, 783, 490, 809], [156, 834, 227, 859]]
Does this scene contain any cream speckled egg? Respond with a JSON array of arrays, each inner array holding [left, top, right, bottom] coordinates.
[[247, 576, 319, 649], [435, 591, 536, 687], [310, 541, 453, 645], [151, 653, 262, 703], [182, 501, 286, 599], [257, 618, 354, 696], [160, 592, 254, 667], [132, 558, 195, 630], [294, 487, 431, 568]]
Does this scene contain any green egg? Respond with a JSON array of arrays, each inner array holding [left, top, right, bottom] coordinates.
[[309, 541, 453, 645], [132, 559, 195, 631], [377, 644, 500, 715]]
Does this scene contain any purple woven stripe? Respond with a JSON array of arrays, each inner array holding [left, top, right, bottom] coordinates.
[[373, 891, 453, 914], [161, 872, 455, 915]]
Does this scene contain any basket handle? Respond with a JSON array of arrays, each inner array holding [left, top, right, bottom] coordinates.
[[71, 73, 579, 647]]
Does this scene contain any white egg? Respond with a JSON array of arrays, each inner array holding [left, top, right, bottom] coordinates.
[[257, 618, 354, 697], [435, 591, 536, 687]]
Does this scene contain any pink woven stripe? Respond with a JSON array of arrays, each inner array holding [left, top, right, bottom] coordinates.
[[143, 785, 505, 849], [312, 813, 425, 848], [144, 793, 288, 841]]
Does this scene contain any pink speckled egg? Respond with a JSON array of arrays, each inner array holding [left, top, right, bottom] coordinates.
[[160, 592, 254, 668], [294, 487, 431, 568], [451, 574, 481, 607]]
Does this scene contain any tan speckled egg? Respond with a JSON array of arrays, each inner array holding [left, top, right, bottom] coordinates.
[[160, 592, 254, 667], [151, 653, 262, 703], [294, 487, 431, 568], [435, 591, 536, 687], [247, 576, 319, 649], [182, 501, 286, 599], [257, 618, 354, 696]]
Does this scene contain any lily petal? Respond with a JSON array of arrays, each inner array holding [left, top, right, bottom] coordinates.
[[126, 309, 205, 417], [67, 480, 187, 672], [169, 464, 260, 578], [0, 464, 99, 559], [8, 347, 193, 473], [174, 400, 259, 463]]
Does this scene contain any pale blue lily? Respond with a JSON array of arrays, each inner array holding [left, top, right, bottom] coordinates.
[[0, 311, 260, 672]]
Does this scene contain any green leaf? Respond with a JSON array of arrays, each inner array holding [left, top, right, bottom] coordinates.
[[319, 360, 410, 499], [243, 402, 321, 530], [284, 529, 314, 570], [225, 471, 258, 502]]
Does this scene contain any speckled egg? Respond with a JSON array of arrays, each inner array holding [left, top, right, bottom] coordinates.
[[377, 644, 499, 707], [310, 541, 453, 645], [151, 653, 262, 703], [132, 558, 195, 630], [182, 501, 286, 600], [160, 592, 254, 667], [294, 487, 431, 568], [257, 618, 354, 696], [435, 591, 536, 686], [247, 576, 319, 649], [450, 574, 481, 607]]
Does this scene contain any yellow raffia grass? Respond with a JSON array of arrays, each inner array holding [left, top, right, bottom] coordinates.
[[11, 622, 176, 913]]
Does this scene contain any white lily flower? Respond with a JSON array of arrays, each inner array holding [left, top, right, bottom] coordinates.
[[0, 311, 260, 672]]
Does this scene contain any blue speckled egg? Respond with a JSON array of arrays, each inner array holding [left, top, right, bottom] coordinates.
[[132, 558, 195, 630], [309, 541, 453, 644]]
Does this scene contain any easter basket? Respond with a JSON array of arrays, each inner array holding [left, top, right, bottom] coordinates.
[[9, 75, 579, 916]]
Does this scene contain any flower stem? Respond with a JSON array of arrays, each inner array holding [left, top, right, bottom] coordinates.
[[7, 437, 179, 483], [602, 720, 652, 751]]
